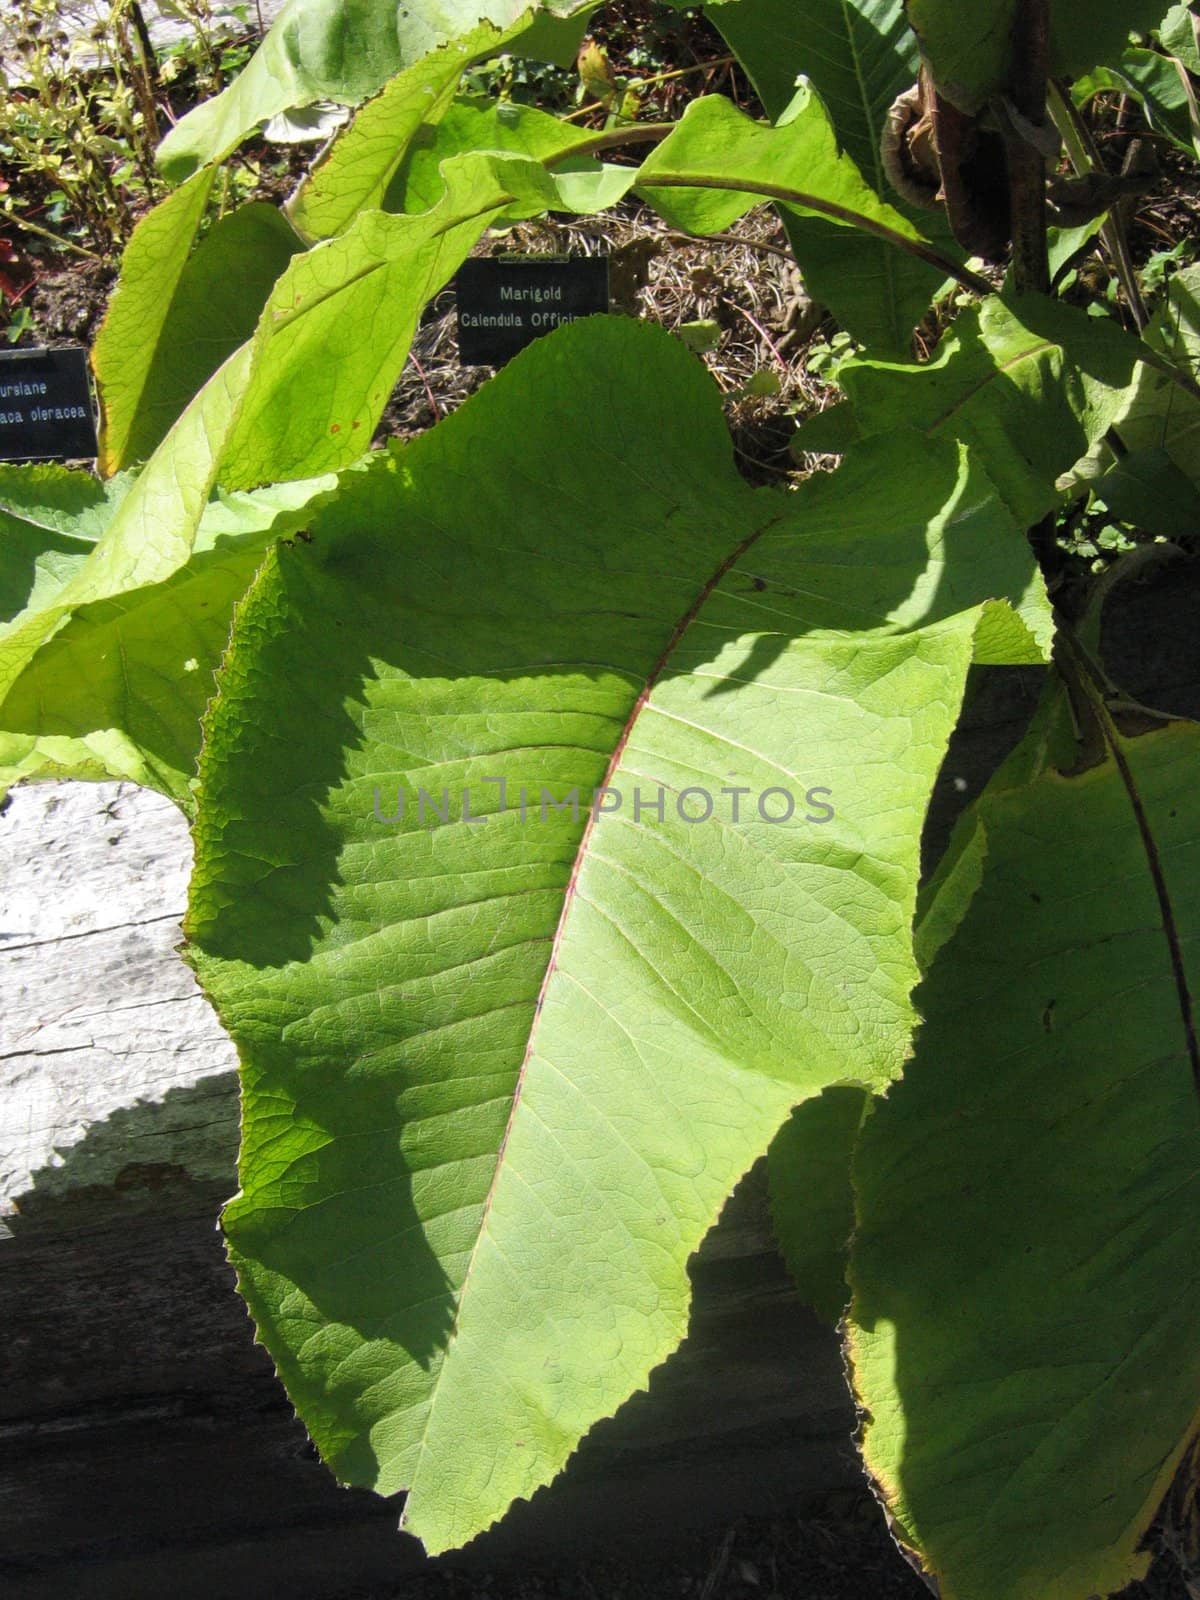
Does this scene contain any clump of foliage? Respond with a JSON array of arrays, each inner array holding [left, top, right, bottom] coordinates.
[[2, 2, 1200, 1597], [0, 0, 282, 288], [0, 0, 167, 258]]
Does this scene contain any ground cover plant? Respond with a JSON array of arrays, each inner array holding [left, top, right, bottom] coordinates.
[[3, 1, 1200, 1596]]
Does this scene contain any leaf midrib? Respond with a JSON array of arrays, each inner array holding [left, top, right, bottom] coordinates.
[[405, 502, 787, 1473], [922, 339, 1057, 434]]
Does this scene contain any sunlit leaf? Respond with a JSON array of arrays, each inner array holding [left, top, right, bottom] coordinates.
[[636, 88, 954, 349], [187, 316, 1045, 1555], [94, 184, 302, 473]]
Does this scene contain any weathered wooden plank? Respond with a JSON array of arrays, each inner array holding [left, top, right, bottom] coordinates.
[[2, 781, 238, 1208]]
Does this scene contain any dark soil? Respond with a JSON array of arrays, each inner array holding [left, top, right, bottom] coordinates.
[[345, 1499, 937, 1600], [331, 1496, 1194, 1600], [26, 255, 113, 342]]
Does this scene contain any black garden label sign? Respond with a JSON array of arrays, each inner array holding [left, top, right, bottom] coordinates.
[[0, 346, 98, 462], [456, 256, 610, 365]]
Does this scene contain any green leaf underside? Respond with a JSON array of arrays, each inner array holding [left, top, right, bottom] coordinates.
[[767, 1084, 870, 1324], [186, 317, 1044, 1554], [707, 0, 960, 353], [156, 0, 592, 183], [906, 0, 1175, 112], [0, 476, 337, 801], [91, 170, 215, 474], [636, 89, 949, 351], [94, 185, 303, 474], [0, 342, 257, 723], [380, 97, 620, 219], [287, 23, 585, 239], [849, 689, 1200, 1600]]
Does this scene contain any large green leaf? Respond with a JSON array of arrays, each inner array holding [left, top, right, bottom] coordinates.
[[838, 294, 1146, 531], [91, 170, 215, 473], [0, 475, 337, 800], [372, 96, 627, 219], [848, 683, 1200, 1600], [157, 0, 592, 184], [186, 316, 1045, 1555], [0, 341, 256, 709], [705, 0, 958, 353], [636, 88, 955, 350], [907, 0, 1174, 113], [94, 183, 303, 473], [1077, 49, 1200, 159], [710, 0, 916, 167], [284, 31, 483, 239]]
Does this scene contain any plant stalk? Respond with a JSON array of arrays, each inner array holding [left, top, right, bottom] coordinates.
[[547, 124, 989, 296], [548, 123, 675, 161], [1004, 0, 1051, 296]]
